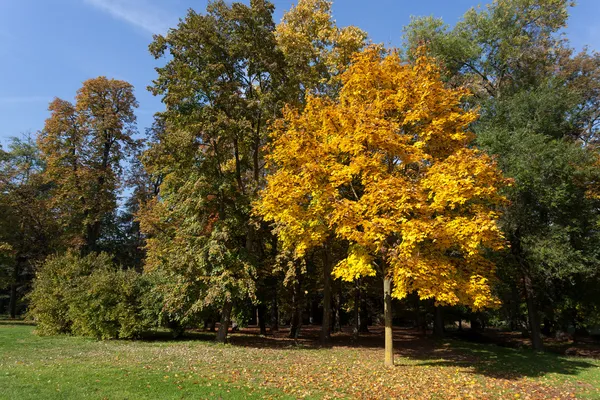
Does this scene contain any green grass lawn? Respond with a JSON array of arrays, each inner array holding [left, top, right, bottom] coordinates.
[[1, 322, 599, 399]]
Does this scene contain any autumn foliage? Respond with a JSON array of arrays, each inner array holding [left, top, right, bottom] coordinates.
[[258, 47, 508, 310]]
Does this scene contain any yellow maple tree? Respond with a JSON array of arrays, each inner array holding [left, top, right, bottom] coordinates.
[[257, 46, 508, 365]]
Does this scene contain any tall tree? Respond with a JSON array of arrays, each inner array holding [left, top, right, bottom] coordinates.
[[141, 0, 288, 343], [403, 0, 600, 350], [258, 47, 508, 365], [38, 77, 139, 252]]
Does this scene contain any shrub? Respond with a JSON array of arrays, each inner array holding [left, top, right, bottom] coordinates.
[[27, 251, 100, 335], [28, 251, 158, 339]]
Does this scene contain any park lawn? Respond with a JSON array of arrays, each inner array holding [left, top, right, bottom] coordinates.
[[0, 323, 599, 399]]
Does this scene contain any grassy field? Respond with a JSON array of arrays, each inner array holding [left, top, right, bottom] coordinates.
[[1, 322, 599, 399]]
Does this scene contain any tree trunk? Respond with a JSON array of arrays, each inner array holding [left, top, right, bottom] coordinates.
[[333, 289, 342, 333], [353, 281, 360, 340], [9, 283, 18, 319], [85, 221, 101, 254], [383, 277, 394, 367], [434, 305, 444, 338], [413, 296, 426, 335], [270, 293, 279, 332], [510, 284, 520, 331], [359, 286, 369, 333], [321, 249, 332, 343], [523, 274, 544, 351], [289, 274, 302, 339], [8, 260, 20, 319], [257, 304, 267, 336], [216, 301, 233, 343]]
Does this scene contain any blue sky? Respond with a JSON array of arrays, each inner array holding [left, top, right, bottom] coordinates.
[[1, 0, 598, 145]]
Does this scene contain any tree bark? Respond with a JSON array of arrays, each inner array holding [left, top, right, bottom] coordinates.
[[510, 284, 520, 331], [359, 286, 369, 333], [216, 301, 233, 343], [333, 288, 342, 333], [8, 258, 21, 319], [353, 280, 360, 340], [289, 273, 302, 339], [433, 305, 444, 338], [270, 293, 279, 332], [384, 277, 394, 367], [321, 249, 332, 343], [257, 304, 267, 336], [523, 274, 544, 351], [8, 282, 18, 319]]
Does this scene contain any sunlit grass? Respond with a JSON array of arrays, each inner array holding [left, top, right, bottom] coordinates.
[[1, 324, 598, 399]]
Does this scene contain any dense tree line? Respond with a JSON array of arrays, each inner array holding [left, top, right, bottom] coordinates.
[[1, 0, 599, 364]]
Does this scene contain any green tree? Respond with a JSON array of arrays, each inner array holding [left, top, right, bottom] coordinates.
[[142, 0, 288, 343], [404, 0, 600, 350]]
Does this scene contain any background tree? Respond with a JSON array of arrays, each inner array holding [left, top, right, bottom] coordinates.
[[0, 135, 56, 317], [403, 0, 600, 350], [38, 77, 139, 253]]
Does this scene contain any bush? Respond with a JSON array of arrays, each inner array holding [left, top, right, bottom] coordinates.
[[27, 251, 99, 335], [28, 251, 158, 339]]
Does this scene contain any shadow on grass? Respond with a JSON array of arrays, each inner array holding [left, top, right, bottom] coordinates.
[[404, 340, 598, 380], [152, 324, 599, 381], [0, 318, 36, 326]]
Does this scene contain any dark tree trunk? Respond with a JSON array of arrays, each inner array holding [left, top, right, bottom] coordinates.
[[470, 317, 482, 332], [510, 284, 520, 331], [257, 304, 267, 336], [333, 288, 342, 333], [321, 249, 332, 343], [8, 258, 21, 319], [353, 281, 360, 340], [413, 296, 426, 335], [9, 283, 18, 319], [359, 286, 369, 333], [523, 274, 544, 351], [85, 222, 101, 254], [289, 273, 302, 339], [434, 305, 444, 338], [384, 277, 394, 367], [216, 301, 233, 343], [270, 293, 279, 332]]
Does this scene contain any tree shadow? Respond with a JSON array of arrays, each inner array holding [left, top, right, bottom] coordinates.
[[397, 338, 598, 381], [0, 318, 36, 326], [155, 324, 599, 381]]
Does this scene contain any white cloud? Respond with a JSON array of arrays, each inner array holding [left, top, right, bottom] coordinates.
[[83, 0, 175, 35]]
